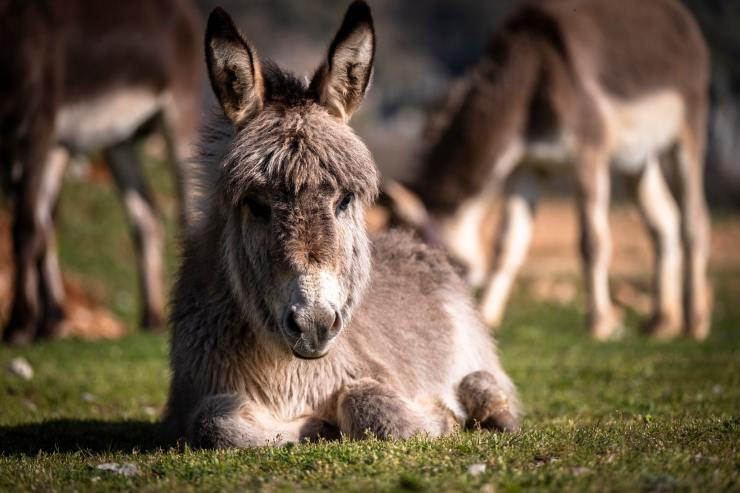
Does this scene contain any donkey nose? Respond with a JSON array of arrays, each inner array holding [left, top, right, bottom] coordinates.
[[285, 307, 342, 343]]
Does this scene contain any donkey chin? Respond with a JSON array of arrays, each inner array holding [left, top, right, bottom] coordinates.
[[276, 272, 345, 360]]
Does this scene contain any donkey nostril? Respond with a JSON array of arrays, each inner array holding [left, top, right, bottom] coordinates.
[[285, 310, 303, 338], [328, 311, 342, 336]]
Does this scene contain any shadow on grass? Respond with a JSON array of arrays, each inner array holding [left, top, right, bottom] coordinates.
[[0, 420, 167, 455]]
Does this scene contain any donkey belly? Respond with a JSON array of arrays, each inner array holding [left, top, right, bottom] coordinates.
[[603, 90, 685, 174], [55, 88, 166, 152]]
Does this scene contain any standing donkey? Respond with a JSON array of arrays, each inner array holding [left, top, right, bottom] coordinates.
[[0, 0, 201, 344], [164, 2, 519, 448], [383, 0, 711, 340]]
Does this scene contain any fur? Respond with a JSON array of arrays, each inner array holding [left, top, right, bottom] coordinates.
[[165, 2, 519, 448]]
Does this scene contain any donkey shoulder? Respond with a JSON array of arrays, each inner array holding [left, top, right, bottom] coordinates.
[[369, 230, 463, 292]]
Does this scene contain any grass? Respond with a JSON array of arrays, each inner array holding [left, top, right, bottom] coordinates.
[[1, 157, 739, 491], [1, 284, 738, 492]]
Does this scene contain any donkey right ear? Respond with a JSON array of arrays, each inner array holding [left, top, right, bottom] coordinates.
[[205, 8, 264, 126]]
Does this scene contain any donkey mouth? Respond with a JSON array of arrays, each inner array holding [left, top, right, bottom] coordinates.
[[281, 331, 333, 360], [291, 348, 329, 360]]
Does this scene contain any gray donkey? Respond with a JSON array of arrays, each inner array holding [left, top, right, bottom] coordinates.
[[164, 2, 519, 448]]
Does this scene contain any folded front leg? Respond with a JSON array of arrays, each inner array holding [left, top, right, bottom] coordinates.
[[458, 370, 519, 432], [336, 379, 421, 440], [186, 394, 336, 449]]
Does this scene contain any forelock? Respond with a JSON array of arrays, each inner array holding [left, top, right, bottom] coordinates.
[[221, 106, 378, 203], [212, 61, 377, 202]]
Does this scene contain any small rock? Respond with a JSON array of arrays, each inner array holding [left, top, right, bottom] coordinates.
[[7, 357, 33, 380], [480, 484, 496, 493], [21, 399, 38, 412], [143, 405, 159, 417], [96, 463, 140, 477], [82, 392, 97, 402], [468, 463, 486, 476]]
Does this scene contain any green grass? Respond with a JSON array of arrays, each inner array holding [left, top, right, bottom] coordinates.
[[1, 282, 738, 492], [1, 158, 739, 491]]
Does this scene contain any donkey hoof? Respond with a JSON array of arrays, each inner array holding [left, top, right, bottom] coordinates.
[[141, 311, 166, 332], [643, 315, 682, 341], [482, 409, 520, 433], [36, 315, 68, 341], [589, 312, 624, 341], [2, 326, 35, 346], [686, 317, 711, 341]]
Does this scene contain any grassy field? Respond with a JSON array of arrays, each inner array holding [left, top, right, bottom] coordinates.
[[1, 159, 739, 491]]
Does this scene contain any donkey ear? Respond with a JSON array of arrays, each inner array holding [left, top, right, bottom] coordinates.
[[205, 8, 264, 126], [310, 1, 375, 122]]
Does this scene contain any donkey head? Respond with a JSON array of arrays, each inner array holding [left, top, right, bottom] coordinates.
[[205, 2, 378, 359]]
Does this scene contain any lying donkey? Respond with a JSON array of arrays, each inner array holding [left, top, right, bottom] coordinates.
[[383, 0, 711, 340], [0, 0, 201, 343], [164, 2, 519, 447]]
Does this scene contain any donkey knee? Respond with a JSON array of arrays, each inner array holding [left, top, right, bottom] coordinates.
[[337, 379, 420, 440], [186, 395, 248, 449], [458, 371, 519, 432]]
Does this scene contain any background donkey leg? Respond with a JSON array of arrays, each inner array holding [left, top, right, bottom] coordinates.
[[576, 148, 621, 340], [480, 171, 539, 328], [3, 132, 54, 345], [629, 157, 683, 340], [105, 140, 165, 330], [35, 147, 69, 340], [161, 90, 198, 228], [675, 109, 712, 340]]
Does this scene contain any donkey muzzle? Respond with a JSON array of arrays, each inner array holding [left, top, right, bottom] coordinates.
[[281, 305, 342, 359]]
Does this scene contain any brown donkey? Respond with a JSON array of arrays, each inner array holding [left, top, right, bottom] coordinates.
[[164, 2, 519, 448], [0, 0, 201, 344], [384, 0, 711, 341]]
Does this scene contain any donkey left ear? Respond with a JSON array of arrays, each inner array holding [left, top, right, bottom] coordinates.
[[310, 1, 375, 122]]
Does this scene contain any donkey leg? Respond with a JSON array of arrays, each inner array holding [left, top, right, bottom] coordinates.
[[187, 394, 336, 449], [3, 137, 55, 344], [35, 147, 69, 340], [458, 370, 519, 432], [336, 378, 429, 440], [105, 140, 165, 330], [162, 91, 198, 228], [576, 148, 621, 340], [480, 171, 539, 328], [629, 157, 682, 340], [675, 116, 712, 340]]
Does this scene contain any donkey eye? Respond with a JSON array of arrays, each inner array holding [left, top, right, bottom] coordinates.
[[244, 197, 271, 221], [336, 192, 354, 215]]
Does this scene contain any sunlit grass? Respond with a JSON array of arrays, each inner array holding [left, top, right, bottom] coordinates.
[[1, 160, 738, 491]]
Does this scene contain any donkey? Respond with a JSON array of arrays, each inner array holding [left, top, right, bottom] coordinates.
[[164, 2, 519, 448], [0, 0, 201, 344], [383, 0, 711, 341]]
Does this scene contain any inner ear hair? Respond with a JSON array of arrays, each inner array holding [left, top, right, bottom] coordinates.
[[205, 7, 264, 125], [310, 0, 375, 122]]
